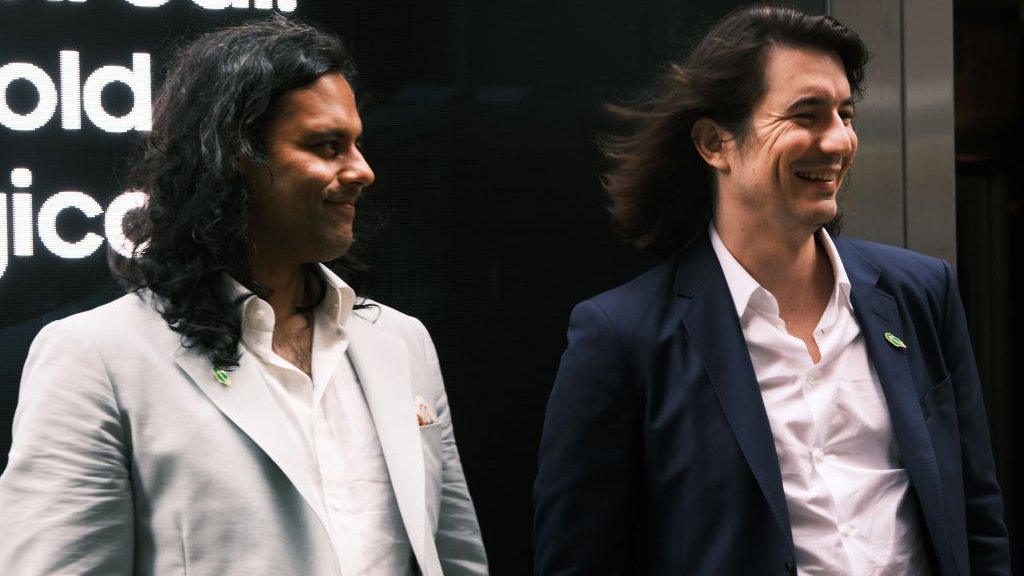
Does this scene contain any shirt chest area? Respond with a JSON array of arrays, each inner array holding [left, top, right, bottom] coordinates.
[[744, 309, 899, 467], [244, 326, 417, 574]]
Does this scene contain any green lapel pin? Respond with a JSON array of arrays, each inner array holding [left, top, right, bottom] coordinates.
[[884, 332, 907, 350], [213, 368, 231, 387]]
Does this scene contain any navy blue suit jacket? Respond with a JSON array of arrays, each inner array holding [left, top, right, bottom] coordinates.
[[533, 234, 1010, 575]]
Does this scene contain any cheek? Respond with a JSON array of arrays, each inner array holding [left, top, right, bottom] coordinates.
[[303, 161, 339, 186], [266, 149, 337, 187], [755, 128, 796, 172]]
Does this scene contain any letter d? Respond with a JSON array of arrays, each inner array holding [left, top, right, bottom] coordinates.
[[82, 53, 152, 133]]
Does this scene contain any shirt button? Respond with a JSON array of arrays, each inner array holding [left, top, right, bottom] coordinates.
[[812, 448, 825, 462], [806, 375, 816, 386]]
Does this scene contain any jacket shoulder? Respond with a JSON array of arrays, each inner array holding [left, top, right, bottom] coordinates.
[[33, 292, 173, 353], [350, 298, 431, 345], [573, 258, 678, 334], [835, 235, 951, 291]]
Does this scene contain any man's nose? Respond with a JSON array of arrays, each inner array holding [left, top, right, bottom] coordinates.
[[820, 113, 856, 157], [342, 147, 375, 188]]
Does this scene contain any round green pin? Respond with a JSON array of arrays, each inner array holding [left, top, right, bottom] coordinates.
[[213, 368, 231, 387], [884, 332, 906, 349]]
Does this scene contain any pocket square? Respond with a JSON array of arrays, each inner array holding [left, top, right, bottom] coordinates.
[[414, 395, 437, 426]]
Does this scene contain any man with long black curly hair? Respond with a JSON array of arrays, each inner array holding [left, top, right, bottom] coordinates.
[[0, 16, 488, 576]]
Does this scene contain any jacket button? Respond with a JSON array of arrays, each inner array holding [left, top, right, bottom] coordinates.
[[784, 562, 796, 576]]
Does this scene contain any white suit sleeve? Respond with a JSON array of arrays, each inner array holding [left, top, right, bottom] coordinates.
[[416, 321, 489, 576], [0, 320, 134, 575]]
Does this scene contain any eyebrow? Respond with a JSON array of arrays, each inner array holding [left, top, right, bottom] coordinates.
[[306, 128, 350, 140], [785, 96, 856, 111]]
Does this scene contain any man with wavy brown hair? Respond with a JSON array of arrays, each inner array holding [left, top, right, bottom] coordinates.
[[534, 5, 1009, 575]]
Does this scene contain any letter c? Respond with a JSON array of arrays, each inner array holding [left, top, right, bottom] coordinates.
[[38, 191, 105, 259]]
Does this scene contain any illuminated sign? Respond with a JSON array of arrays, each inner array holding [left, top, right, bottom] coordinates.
[[0, 52, 152, 132], [0, 168, 146, 280], [0, 1, 301, 286], [43, 0, 296, 11]]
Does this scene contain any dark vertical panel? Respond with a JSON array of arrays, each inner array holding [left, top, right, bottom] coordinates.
[[954, 4, 1021, 568]]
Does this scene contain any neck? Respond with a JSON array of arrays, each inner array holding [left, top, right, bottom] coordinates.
[[252, 259, 310, 323], [713, 208, 831, 301]]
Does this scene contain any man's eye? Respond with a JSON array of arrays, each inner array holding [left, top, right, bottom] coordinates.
[[316, 141, 339, 156], [839, 111, 855, 124]]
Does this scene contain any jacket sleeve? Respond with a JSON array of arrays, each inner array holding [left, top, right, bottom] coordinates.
[[0, 320, 135, 575], [418, 321, 489, 576], [533, 299, 642, 575], [939, 261, 1011, 574]]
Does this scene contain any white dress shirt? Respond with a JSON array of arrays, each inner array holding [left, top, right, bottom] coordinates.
[[709, 225, 929, 576], [229, 267, 415, 576]]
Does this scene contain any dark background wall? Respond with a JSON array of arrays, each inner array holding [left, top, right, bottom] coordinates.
[[6, 1, 1020, 574], [953, 0, 1022, 567]]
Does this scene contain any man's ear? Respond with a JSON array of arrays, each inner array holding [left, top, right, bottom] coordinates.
[[691, 118, 732, 172], [235, 154, 257, 175], [234, 153, 272, 189]]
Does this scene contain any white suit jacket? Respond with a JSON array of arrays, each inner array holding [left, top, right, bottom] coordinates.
[[0, 291, 488, 575]]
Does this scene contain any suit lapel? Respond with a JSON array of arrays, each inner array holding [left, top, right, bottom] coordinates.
[[345, 312, 435, 574], [675, 237, 793, 547], [837, 239, 956, 572], [174, 346, 331, 534]]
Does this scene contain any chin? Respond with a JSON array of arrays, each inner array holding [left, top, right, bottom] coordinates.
[[308, 238, 353, 263], [805, 200, 838, 226]]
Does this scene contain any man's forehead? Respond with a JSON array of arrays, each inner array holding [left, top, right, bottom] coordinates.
[[272, 73, 361, 128], [762, 45, 852, 103]]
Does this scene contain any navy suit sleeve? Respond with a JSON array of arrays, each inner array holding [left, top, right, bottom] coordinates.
[[533, 299, 642, 576], [939, 261, 1011, 573]]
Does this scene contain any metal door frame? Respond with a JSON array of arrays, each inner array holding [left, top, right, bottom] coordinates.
[[831, 0, 956, 265]]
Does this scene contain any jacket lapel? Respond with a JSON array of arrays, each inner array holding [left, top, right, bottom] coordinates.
[[837, 239, 956, 572], [345, 312, 437, 575], [173, 346, 331, 535], [675, 237, 793, 547]]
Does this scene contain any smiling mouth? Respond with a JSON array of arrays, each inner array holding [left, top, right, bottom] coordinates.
[[794, 170, 839, 183], [323, 199, 356, 218], [324, 195, 357, 207]]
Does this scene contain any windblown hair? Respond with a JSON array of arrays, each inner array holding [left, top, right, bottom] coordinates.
[[602, 4, 869, 255], [115, 15, 368, 370]]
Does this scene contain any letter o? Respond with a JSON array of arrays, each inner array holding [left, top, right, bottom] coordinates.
[[105, 190, 148, 257], [0, 63, 58, 131]]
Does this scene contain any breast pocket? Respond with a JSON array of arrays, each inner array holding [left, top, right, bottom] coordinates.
[[918, 374, 963, 491], [918, 374, 954, 423], [420, 422, 443, 530]]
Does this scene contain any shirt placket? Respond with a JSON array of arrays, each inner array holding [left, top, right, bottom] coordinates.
[[310, 317, 352, 572], [801, 298, 863, 575]]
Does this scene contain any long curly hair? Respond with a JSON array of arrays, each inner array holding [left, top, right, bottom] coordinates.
[[602, 5, 868, 255], [114, 15, 370, 370]]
